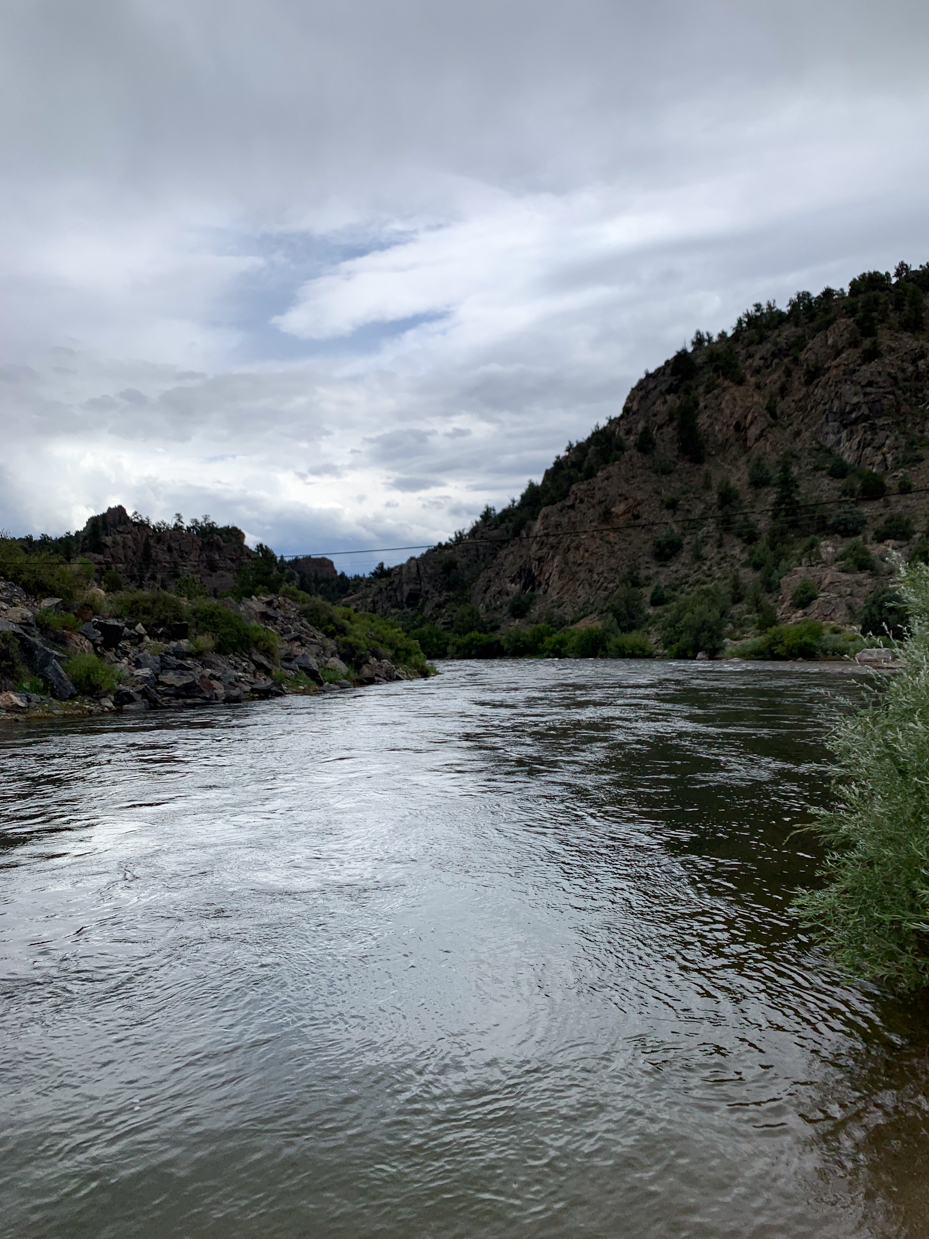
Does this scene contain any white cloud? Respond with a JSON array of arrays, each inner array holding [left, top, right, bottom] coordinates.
[[0, 0, 927, 563]]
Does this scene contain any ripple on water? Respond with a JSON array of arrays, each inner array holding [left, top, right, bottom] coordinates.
[[1, 661, 927, 1239]]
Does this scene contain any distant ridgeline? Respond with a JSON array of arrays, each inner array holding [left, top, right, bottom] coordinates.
[[344, 261, 929, 659], [5, 506, 353, 602]]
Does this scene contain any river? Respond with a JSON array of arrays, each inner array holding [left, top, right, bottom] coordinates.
[[1, 660, 927, 1238]]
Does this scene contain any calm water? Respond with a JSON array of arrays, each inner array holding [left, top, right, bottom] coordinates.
[[1, 661, 928, 1239]]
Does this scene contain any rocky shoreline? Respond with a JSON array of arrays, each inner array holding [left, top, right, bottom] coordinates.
[[0, 579, 421, 722]]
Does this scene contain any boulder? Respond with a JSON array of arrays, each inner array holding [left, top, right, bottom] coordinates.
[[294, 654, 323, 683], [855, 647, 901, 668], [0, 691, 28, 712]]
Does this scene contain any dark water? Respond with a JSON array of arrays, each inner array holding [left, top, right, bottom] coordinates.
[[1, 661, 928, 1239]]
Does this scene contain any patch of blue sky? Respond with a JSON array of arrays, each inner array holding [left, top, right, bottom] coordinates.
[[199, 226, 441, 363]]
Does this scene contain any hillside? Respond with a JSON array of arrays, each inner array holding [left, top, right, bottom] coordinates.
[[346, 262, 929, 657]]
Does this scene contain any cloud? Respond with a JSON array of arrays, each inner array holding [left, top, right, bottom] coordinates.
[[0, 0, 927, 560]]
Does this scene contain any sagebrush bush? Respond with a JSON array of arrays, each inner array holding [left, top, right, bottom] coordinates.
[[64, 653, 120, 696], [793, 561, 929, 992], [110, 589, 187, 630]]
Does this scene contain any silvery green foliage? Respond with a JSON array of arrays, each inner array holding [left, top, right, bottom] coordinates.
[[794, 560, 929, 993]]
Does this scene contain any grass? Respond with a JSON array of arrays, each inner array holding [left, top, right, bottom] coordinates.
[[792, 560, 929, 993]]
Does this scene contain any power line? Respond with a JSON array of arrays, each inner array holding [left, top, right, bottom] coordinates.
[[2, 484, 926, 566], [278, 485, 929, 559]]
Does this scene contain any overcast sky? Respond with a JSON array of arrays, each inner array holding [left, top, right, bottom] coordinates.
[[2, 0, 927, 569]]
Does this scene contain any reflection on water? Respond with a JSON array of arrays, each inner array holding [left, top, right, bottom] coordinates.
[[0, 660, 927, 1239]]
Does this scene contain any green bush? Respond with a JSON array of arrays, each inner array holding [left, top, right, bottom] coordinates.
[[447, 631, 504, 659], [508, 592, 534, 618], [0, 631, 27, 688], [0, 539, 85, 605], [748, 458, 771, 489], [333, 608, 428, 673], [102, 569, 124, 592], [36, 609, 80, 633], [873, 512, 915, 542], [635, 424, 655, 454], [857, 469, 887, 500], [652, 531, 683, 563], [501, 624, 554, 657], [764, 619, 823, 659], [606, 632, 654, 658], [836, 539, 875, 573], [793, 561, 929, 992], [828, 505, 867, 537], [570, 626, 611, 659], [649, 582, 668, 607], [188, 599, 258, 654], [791, 578, 819, 609], [408, 624, 450, 659], [662, 589, 727, 659], [606, 584, 646, 632], [858, 587, 910, 639], [111, 589, 187, 630], [64, 653, 120, 696]]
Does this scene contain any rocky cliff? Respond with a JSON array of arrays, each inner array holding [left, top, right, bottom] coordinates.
[[347, 265, 929, 639], [14, 506, 337, 597]]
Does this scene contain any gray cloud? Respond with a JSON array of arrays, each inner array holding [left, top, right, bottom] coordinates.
[[0, 1, 927, 558]]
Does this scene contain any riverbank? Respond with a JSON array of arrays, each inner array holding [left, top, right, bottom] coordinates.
[[0, 576, 430, 722]]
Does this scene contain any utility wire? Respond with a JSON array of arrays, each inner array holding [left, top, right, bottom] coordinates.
[[2, 484, 925, 565]]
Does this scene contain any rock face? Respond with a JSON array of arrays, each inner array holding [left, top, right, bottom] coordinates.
[[77, 507, 254, 593], [347, 273, 929, 631]]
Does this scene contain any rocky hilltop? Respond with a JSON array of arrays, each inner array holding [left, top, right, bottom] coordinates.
[[347, 264, 929, 652], [12, 506, 339, 597]]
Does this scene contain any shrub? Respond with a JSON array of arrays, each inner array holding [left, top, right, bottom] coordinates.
[[793, 561, 929, 992], [791, 578, 819, 609], [102, 569, 124, 592], [0, 631, 27, 688], [606, 585, 646, 632], [635, 424, 655, 454], [756, 599, 778, 630], [290, 592, 347, 637], [827, 455, 850, 479], [662, 589, 727, 659], [828, 505, 867, 537], [570, 626, 611, 659], [764, 619, 823, 659], [857, 469, 887, 500], [500, 625, 548, 657], [734, 514, 759, 544], [873, 512, 915, 542], [858, 587, 909, 640], [898, 474, 914, 495], [36, 609, 80, 633], [649, 582, 668, 607], [187, 600, 245, 651], [748, 458, 771, 489], [675, 394, 704, 463], [0, 539, 85, 605], [508, 592, 534, 618], [669, 347, 697, 382], [64, 653, 120, 696], [836, 539, 875, 573], [174, 575, 209, 600], [408, 624, 450, 659], [447, 631, 504, 659], [111, 589, 187, 631], [652, 531, 683, 563], [607, 632, 654, 658]]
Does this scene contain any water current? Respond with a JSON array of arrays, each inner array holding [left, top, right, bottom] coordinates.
[[1, 660, 928, 1238]]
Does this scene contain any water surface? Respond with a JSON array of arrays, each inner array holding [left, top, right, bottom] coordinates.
[[1, 660, 928, 1238]]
